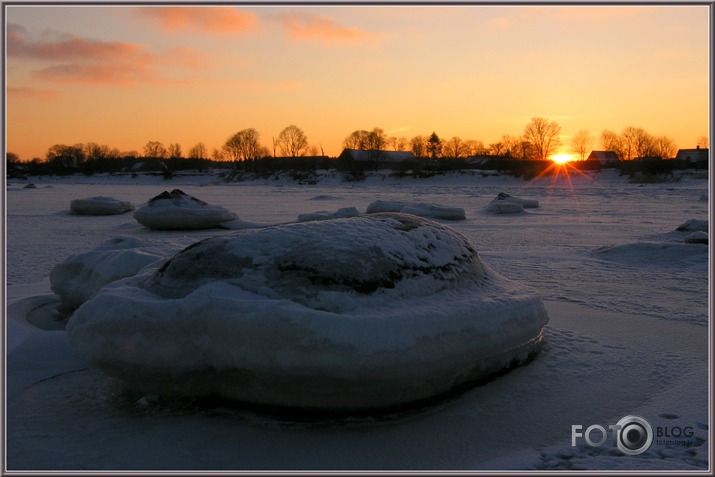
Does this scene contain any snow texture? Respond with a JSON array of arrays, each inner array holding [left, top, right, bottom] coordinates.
[[66, 213, 548, 413], [366, 199, 466, 220], [133, 189, 237, 230], [70, 196, 134, 215]]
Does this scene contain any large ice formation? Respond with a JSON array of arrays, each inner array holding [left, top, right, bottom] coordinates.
[[366, 199, 466, 220], [70, 196, 134, 215], [67, 213, 549, 413], [133, 189, 237, 230]]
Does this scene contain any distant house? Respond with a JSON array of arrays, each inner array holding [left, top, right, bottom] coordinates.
[[338, 149, 416, 164], [675, 146, 709, 163], [586, 151, 620, 165]]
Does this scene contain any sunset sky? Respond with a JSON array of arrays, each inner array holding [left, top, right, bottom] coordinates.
[[5, 4, 711, 161]]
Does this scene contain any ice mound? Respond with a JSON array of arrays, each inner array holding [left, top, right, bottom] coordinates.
[[67, 213, 549, 414], [70, 196, 133, 215], [297, 206, 360, 222], [676, 219, 708, 232], [133, 189, 237, 230], [684, 231, 708, 244], [366, 199, 466, 220], [486, 192, 539, 214], [50, 236, 168, 312]]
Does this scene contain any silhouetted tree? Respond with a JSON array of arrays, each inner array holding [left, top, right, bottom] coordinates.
[[600, 129, 624, 160], [523, 117, 561, 160], [167, 143, 182, 159], [571, 129, 593, 161], [427, 132, 442, 158], [652, 135, 677, 159], [188, 142, 207, 160], [443, 136, 469, 159], [696, 136, 709, 148], [410, 135, 427, 157], [224, 128, 262, 162], [143, 141, 167, 158], [277, 125, 308, 157]]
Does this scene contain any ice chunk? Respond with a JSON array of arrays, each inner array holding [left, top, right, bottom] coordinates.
[[676, 219, 708, 232], [486, 192, 538, 214], [684, 231, 708, 244], [70, 196, 134, 215], [50, 236, 168, 312], [133, 189, 237, 230], [366, 199, 466, 220], [67, 213, 549, 414], [297, 207, 361, 222]]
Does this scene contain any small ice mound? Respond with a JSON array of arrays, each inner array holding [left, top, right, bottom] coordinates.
[[684, 231, 708, 244], [486, 192, 539, 214], [67, 213, 549, 414], [133, 189, 237, 230], [676, 219, 708, 232], [366, 199, 466, 220], [70, 196, 134, 215], [23, 183, 36, 189], [50, 236, 168, 313], [297, 206, 360, 222]]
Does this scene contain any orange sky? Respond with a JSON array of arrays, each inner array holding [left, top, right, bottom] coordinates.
[[5, 5, 711, 161]]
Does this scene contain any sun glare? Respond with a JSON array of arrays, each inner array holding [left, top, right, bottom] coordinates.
[[551, 153, 575, 164]]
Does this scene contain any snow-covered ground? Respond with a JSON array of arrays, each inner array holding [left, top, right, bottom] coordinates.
[[4, 168, 711, 471]]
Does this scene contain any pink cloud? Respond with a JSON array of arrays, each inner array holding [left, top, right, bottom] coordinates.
[[7, 87, 60, 100], [8, 24, 207, 86], [134, 6, 256, 35], [280, 13, 380, 45], [7, 23, 150, 62]]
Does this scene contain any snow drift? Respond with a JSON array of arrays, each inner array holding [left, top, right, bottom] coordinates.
[[66, 213, 549, 414], [133, 189, 237, 230], [69, 196, 134, 215]]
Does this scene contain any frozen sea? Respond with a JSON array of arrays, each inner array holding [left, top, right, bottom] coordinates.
[[3, 168, 711, 471]]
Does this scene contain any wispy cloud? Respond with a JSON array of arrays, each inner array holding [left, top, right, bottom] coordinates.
[[7, 23, 149, 62], [8, 23, 206, 87], [133, 6, 256, 35], [280, 12, 382, 45], [7, 86, 60, 100]]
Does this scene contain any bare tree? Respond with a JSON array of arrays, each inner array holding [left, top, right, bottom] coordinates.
[[410, 135, 427, 157], [571, 129, 593, 161], [488, 142, 505, 156], [443, 136, 469, 159], [696, 136, 709, 148], [188, 142, 207, 160], [211, 148, 224, 162], [367, 127, 386, 151], [500, 134, 521, 158], [652, 135, 677, 159], [224, 128, 262, 162], [277, 125, 308, 157], [464, 139, 487, 156], [600, 129, 624, 160], [343, 130, 370, 150], [167, 143, 182, 159], [144, 141, 167, 159], [523, 117, 561, 160], [387, 136, 408, 151]]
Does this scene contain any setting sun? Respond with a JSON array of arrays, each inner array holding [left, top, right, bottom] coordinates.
[[550, 154, 575, 164]]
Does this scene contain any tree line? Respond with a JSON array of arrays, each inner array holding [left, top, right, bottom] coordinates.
[[6, 117, 707, 177]]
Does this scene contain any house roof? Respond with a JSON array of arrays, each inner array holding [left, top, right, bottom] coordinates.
[[675, 148, 709, 162], [586, 151, 620, 164]]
